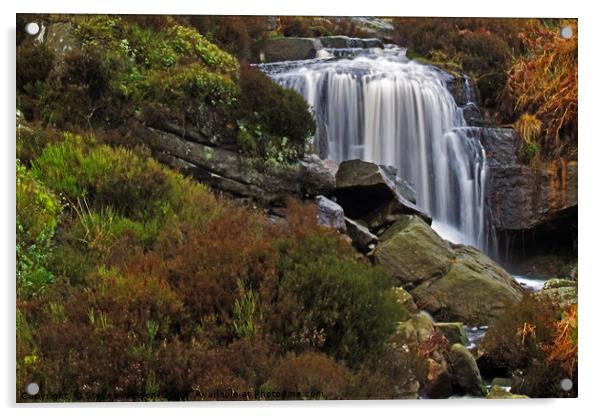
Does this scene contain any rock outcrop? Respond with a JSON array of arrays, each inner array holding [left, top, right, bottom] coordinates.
[[139, 125, 334, 205], [262, 37, 321, 62], [318, 36, 384, 49]]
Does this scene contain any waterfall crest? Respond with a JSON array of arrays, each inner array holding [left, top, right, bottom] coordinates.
[[259, 46, 490, 251]]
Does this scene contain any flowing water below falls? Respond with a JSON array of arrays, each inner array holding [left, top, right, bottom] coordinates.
[[259, 46, 491, 251]]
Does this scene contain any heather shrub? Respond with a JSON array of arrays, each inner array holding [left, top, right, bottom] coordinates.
[[482, 294, 577, 397], [393, 18, 530, 108], [265, 352, 351, 399], [17, 40, 55, 119], [269, 200, 403, 367], [188, 15, 270, 61]]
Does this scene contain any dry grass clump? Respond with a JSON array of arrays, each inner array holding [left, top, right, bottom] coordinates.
[[501, 21, 577, 157]]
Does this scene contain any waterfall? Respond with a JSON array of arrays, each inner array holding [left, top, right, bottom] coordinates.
[[258, 45, 490, 251]]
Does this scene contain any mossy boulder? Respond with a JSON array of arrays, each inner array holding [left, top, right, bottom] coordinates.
[[375, 215, 454, 285], [411, 245, 524, 325], [392, 312, 435, 346], [449, 343, 486, 396], [536, 278, 577, 310]]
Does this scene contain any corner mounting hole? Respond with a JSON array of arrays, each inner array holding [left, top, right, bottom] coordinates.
[[25, 22, 40, 36], [26, 382, 40, 395], [560, 26, 573, 39]]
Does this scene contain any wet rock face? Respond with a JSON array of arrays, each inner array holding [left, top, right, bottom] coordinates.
[[466, 127, 578, 257]]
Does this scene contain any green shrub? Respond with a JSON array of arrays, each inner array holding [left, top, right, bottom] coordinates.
[[235, 65, 315, 162], [33, 134, 171, 219], [16, 162, 62, 297], [519, 141, 539, 164]]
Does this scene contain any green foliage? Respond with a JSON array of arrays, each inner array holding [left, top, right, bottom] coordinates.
[[19, 15, 313, 165], [16, 161, 62, 297], [232, 280, 263, 338]]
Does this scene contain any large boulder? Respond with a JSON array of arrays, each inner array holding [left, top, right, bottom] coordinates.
[[315, 196, 346, 232], [299, 154, 337, 196], [411, 245, 524, 325], [334, 159, 431, 231], [318, 35, 353, 48], [375, 215, 454, 286], [262, 37, 320, 62], [449, 343, 486, 396]]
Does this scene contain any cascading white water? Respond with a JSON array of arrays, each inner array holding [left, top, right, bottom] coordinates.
[[259, 45, 489, 250]]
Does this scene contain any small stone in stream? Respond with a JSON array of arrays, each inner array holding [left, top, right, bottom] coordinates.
[[449, 343, 486, 396], [315, 195, 346, 232], [486, 385, 529, 399]]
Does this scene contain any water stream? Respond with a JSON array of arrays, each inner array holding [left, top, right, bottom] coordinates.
[[259, 45, 491, 251]]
